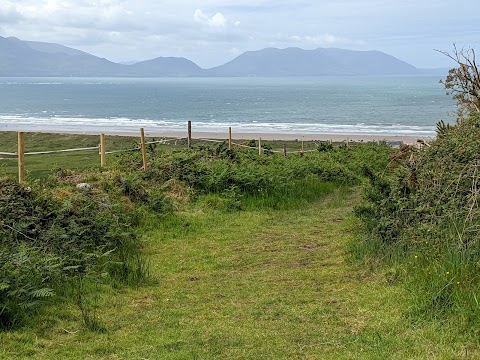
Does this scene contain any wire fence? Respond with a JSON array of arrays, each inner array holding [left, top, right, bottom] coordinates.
[[25, 146, 100, 156], [1, 122, 402, 184]]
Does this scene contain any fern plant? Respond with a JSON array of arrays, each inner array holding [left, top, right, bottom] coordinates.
[[436, 119, 453, 138], [0, 247, 60, 329]]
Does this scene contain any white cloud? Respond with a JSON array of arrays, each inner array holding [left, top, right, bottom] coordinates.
[[0, 0, 137, 30], [194, 9, 227, 29], [0, 2, 23, 23]]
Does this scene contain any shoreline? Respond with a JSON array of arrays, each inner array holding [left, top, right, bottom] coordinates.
[[0, 127, 432, 145]]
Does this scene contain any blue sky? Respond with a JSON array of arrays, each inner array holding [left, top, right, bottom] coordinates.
[[0, 0, 478, 68]]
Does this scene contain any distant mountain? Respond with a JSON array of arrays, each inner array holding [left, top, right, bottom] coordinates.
[[22, 39, 91, 57], [0, 36, 448, 77], [0, 36, 122, 76], [207, 47, 418, 76], [0, 36, 202, 77], [125, 57, 204, 77]]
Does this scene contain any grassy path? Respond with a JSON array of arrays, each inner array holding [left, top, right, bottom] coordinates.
[[1, 188, 476, 359]]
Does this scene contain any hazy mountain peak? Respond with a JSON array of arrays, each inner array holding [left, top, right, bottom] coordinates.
[[207, 47, 417, 77], [0, 36, 443, 77], [24, 41, 90, 57]]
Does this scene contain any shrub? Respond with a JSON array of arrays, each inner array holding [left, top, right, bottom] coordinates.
[[354, 114, 480, 327], [0, 247, 60, 329], [0, 178, 146, 329]]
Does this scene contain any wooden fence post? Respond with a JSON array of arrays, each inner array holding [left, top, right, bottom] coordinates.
[[258, 137, 262, 156], [140, 128, 147, 170], [347, 137, 350, 149], [187, 121, 192, 149], [228, 127, 232, 150], [301, 137, 304, 156], [100, 133, 106, 167], [17, 132, 25, 184], [283, 144, 287, 159]]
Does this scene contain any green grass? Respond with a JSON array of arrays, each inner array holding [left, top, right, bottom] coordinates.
[[0, 131, 339, 180], [1, 187, 478, 359], [2, 131, 479, 358], [0, 132, 141, 179]]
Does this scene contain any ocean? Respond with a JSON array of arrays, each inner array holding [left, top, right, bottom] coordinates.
[[0, 76, 456, 136]]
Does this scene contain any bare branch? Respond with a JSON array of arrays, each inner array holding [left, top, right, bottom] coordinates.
[[438, 45, 480, 117]]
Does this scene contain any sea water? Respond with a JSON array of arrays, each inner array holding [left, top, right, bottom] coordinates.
[[0, 76, 456, 136]]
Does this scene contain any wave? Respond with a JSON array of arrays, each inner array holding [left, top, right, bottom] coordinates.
[[0, 115, 436, 136]]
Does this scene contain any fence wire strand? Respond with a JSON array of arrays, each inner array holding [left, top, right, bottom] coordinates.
[[145, 137, 186, 145], [105, 147, 140, 155], [1, 134, 321, 161], [197, 138, 226, 144], [25, 146, 100, 156]]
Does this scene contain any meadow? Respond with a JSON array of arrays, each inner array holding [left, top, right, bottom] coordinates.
[[1, 131, 479, 359]]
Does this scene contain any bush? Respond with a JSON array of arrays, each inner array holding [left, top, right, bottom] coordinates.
[[108, 141, 392, 212], [0, 247, 60, 329], [354, 114, 480, 328], [133, 143, 391, 201], [0, 178, 146, 329]]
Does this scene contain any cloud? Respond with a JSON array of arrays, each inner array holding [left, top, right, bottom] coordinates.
[[0, 0, 145, 32], [0, 3, 23, 23], [194, 9, 227, 29], [0, 0, 477, 68]]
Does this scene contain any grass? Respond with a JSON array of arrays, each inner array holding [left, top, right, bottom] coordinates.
[[2, 131, 479, 358], [0, 131, 336, 180], [1, 187, 478, 359], [0, 132, 140, 179]]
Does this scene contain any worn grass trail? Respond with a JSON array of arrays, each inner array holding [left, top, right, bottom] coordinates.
[[1, 188, 476, 359]]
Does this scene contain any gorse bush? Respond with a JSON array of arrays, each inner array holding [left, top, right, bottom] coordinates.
[[1, 179, 139, 274], [356, 114, 480, 247], [355, 114, 480, 328], [0, 178, 146, 329], [116, 142, 391, 202], [108, 141, 392, 214], [317, 141, 334, 152]]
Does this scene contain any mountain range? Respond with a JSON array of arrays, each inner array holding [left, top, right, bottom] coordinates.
[[0, 36, 448, 77]]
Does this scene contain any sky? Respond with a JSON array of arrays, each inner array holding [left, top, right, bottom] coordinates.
[[0, 0, 478, 69]]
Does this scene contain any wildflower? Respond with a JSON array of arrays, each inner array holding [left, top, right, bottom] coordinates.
[[414, 255, 418, 259], [446, 272, 450, 275], [457, 281, 460, 285]]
